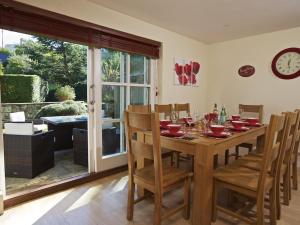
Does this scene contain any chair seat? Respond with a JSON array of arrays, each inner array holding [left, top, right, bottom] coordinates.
[[134, 165, 192, 191], [231, 158, 261, 170], [230, 154, 263, 169], [214, 165, 273, 192]]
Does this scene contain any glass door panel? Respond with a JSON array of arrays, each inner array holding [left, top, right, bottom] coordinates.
[[93, 48, 154, 172], [102, 121, 125, 157], [102, 85, 126, 119], [130, 55, 149, 84], [130, 87, 150, 105]]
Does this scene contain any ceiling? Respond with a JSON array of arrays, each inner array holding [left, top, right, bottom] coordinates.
[[89, 0, 300, 44]]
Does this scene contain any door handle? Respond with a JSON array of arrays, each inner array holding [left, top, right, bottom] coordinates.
[[89, 84, 95, 105], [89, 84, 95, 112]]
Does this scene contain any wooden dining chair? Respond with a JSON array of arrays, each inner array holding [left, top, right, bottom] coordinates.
[[225, 104, 264, 165], [127, 104, 175, 167], [291, 109, 300, 191], [174, 103, 190, 119], [281, 111, 300, 205], [229, 111, 299, 220], [154, 104, 173, 119], [124, 111, 192, 225], [212, 114, 286, 225], [128, 104, 151, 113]]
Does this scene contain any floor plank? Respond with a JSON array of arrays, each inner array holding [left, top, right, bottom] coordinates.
[[0, 161, 299, 225]]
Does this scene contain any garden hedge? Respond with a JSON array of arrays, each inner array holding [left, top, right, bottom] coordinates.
[[0, 74, 48, 103]]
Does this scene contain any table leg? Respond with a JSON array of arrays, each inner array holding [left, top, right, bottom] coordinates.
[[256, 131, 266, 153], [192, 145, 214, 225]]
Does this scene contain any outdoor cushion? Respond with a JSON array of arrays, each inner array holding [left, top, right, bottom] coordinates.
[[9, 112, 26, 122], [4, 123, 34, 135]]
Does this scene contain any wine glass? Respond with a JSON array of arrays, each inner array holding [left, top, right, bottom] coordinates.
[[193, 111, 200, 122], [171, 111, 177, 124], [186, 112, 193, 128], [203, 113, 210, 133]]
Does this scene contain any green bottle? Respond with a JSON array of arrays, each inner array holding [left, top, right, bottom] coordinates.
[[220, 106, 226, 125]]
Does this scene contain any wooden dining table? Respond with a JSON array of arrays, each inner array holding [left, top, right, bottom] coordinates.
[[137, 124, 267, 225]]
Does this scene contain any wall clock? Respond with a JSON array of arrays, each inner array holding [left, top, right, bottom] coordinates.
[[271, 47, 300, 80]]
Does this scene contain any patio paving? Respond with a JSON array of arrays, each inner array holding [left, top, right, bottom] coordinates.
[[5, 149, 88, 195]]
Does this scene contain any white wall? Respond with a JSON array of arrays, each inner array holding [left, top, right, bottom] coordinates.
[[17, 0, 209, 115], [208, 27, 300, 122], [15, 1, 300, 121]]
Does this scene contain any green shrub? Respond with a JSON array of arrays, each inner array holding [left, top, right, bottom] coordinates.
[[35, 100, 87, 118], [5, 55, 32, 74], [0, 63, 3, 75], [0, 48, 11, 56], [0, 74, 48, 103], [55, 85, 76, 101]]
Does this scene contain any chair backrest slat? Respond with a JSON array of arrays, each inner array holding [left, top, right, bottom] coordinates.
[[154, 104, 173, 119], [128, 105, 151, 113], [127, 112, 152, 131], [239, 104, 264, 123], [131, 139, 154, 160], [292, 110, 300, 163], [281, 112, 298, 165], [174, 103, 190, 119]]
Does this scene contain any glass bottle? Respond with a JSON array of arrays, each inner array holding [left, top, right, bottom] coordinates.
[[220, 106, 226, 125], [213, 103, 219, 124]]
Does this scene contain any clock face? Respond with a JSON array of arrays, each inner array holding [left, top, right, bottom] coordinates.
[[272, 48, 300, 80], [276, 52, 300, 75]]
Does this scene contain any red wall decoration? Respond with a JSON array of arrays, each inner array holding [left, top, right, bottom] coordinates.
[[174, 59, 200, 86]]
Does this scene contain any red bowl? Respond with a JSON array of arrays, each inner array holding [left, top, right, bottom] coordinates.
[[167, 124, 181, 134], [160, 120, 171, 128], [232, 115, 241, 121], [210, 125, 225, 134], [232, 120, 246, 128], [246, 117, 259, 125]]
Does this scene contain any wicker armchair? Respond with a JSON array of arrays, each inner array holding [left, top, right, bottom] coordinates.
[[4, 131, 55, 178], [73, 127, 120, 167]]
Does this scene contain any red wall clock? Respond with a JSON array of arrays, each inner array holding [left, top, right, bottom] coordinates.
[[271, 47, 300, 80], [238, 65, 255, 77]]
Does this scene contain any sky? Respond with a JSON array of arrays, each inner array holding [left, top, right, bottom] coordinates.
[[1, 29, 32, 48]]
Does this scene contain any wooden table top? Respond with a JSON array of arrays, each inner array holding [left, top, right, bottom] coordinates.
[[143, 124, 267, 155]]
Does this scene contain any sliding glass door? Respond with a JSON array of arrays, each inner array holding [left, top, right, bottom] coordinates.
[[90, 48, 156, 172]]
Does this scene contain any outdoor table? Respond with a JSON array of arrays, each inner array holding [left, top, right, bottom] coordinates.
[[41, 115, 87, 150]]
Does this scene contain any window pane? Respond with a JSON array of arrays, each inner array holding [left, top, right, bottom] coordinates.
[[102, 85, 126, 119], [101, 49, 126, 83], [102, 122, 124, 156], [130, 87, 150, 105], [130, 54, 149, 84]]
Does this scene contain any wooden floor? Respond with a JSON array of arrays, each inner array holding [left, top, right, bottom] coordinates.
[[0, 160, 300, 225]]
